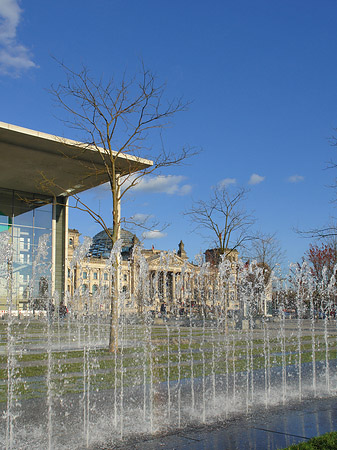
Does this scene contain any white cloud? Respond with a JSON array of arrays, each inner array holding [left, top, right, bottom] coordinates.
[[218, 178, 236, 188], [130, 213, 154, 223], [248, 173, 265, 185], [0, 0, 21, 41], [287, 175, 304, 183], [142, 230, 167, 240], [131, 175, 192, 196], [0, 0, 37, 76], [178, 184, 192, 195]]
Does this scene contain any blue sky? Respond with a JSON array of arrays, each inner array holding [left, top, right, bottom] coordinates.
[[1, 0, 337, 265]]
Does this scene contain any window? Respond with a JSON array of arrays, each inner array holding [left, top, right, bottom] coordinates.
[[20, 236, 30, 251], [123, 274, 127, 281], [103, 273, 108, 281], [93, 272, 98, 280], [69, 237, 73, 246], [82, 271, 87, 279], [19, 253, 30, 264], [92, 284, 98, 294]]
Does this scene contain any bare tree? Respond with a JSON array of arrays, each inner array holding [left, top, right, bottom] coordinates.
[[245, 231, 284, 271], [185, 186, 254, 258], [242, 231, 285, 289], [296, 222, 337, 242], [295, 135, 337, 241], [47, 61, 197, 352]]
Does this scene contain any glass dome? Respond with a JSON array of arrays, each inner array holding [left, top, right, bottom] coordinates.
[[88, 228, 137, 260]]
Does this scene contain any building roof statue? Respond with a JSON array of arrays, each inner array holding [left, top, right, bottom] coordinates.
[[177, 240, 188, 260]]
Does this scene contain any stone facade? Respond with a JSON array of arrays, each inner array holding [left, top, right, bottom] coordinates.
[[66, 229, 272, 317], [66, 228, 198, 315]]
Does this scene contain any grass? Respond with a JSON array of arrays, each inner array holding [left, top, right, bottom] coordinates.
[[280, 431, 337, 449], [0, 319, 336, 403]]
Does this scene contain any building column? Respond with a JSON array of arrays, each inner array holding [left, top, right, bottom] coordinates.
[[163, 271, 167, 302], [52, 196, 68, 301], [153, 270, 159, 306], [172, 271, 176, 304]]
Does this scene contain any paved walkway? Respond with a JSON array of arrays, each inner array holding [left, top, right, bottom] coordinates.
[[103, 397, 337, 450]]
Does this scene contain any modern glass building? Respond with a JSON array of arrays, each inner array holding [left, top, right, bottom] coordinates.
[[0, 187, 68, 310], [0, 189, 53, 309], [0, 121, 152, 311]]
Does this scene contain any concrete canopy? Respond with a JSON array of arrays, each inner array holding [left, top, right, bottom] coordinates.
[[0, 121, 153, 197]]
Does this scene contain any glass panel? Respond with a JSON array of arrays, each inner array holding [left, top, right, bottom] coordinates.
[[0, 189, 13, 234], [34, 204, 53, 231], [13, 208, 33, 228], [0, 188, 13, 218], [0, 188, 53, 309], [0, 212, 12, 232], [0, 189, 13, 307]]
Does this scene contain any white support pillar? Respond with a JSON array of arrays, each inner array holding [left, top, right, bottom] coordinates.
[[64, 197, 69, 302], [116, 173, 121, 240], [51, 199, 56, 296]]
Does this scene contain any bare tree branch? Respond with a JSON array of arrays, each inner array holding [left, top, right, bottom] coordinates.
[[243, 231, 285, 271], [185, 186, 255, 257]]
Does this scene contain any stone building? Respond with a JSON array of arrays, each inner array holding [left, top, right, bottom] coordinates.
[[204, 247, 240, 315], [204, 247, 239, 266], [67, 230, 272, 318], [66, 228, 198, 315], [204, 247, 273, 317]]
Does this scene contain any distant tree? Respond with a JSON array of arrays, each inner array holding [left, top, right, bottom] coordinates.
[[305, 241, 337, 310], [305, 242, 337, 282], [296, 222, 337, 242], [244, 231, 285, 284], [295, 136, 337, 241], [287, 262, 315, 312], [185, 186, 254, 259], [284, 288, 297, 310], [236, 260, 272, 318]]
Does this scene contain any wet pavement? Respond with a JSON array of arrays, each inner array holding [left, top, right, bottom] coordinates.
[[100, 397, 337, 450]]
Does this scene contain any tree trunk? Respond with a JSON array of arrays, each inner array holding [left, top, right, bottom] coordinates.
[[109, 271, 119, 352], [109, 172, 120, 353]]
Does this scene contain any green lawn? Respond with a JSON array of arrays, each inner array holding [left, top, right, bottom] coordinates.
[[280, 431, 337, 449], [0, 319, 336, 403]]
